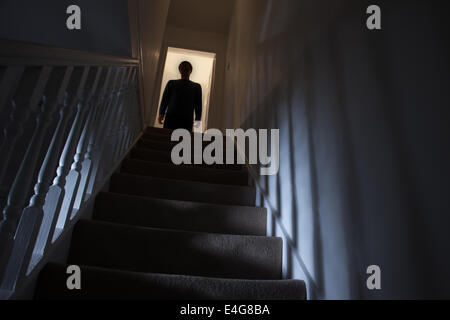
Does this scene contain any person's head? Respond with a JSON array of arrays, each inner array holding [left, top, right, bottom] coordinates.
[[179, 61, 193, 79]]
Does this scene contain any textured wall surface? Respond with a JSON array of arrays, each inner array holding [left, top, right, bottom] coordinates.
[[133, 0, 171, 125], [225, 0, 450, 299], [0, 0, 132, 56]]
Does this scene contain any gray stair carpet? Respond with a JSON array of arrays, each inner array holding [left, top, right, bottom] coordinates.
[[34, 127, 306, 300], [94, 192, 267, 236], [121, 158, 249, 186], [130, 147, 243, 171], [36, 264, 307, 300]]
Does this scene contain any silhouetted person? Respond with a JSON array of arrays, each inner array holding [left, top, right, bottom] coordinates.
[[158, 61, 202, 132]]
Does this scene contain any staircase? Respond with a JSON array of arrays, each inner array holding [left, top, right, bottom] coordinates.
[[34, 127, 306, 300]]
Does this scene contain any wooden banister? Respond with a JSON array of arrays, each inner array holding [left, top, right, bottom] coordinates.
[[0, 39, 139, 66]]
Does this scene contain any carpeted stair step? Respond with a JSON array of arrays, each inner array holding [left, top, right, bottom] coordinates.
[[145, 127, 233, 140], [121, 158, 249, 186], [138, 137, 238, 154], [130, 147, 244, 171], [146, 127, 173, 136], [138, 138, 178, 152], [68, 220, 282, 280], [142, 132, 177, 142], [143, 131, 235, 143], [35, 263, 307, 300], [93, 192, 267, 236], [110, 173, 256, 206]]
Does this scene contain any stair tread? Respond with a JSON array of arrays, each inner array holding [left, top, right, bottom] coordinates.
[[130, 147, 244, 171], [143, 131, 232, 140], [69, 219, 282, 280], [138, 137, 239, 154], [121, 158, 249, 186], [110, 173, 256, 207], [35, 263, 307, 300], [146, 127, 173, 135], [94, 192, 267, 236]]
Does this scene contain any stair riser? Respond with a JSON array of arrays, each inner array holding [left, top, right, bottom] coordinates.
[[138, 139, 239, 155], [121, 159, 249, 186], [131, 148, 244, 171], [146, 127, 173, 136], [143, 132, 234, 142]]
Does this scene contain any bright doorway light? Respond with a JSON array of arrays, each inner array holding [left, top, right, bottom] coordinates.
[[155, 47, 216, 133]]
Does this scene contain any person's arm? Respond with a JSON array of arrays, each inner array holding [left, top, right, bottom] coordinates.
[[194, 83, 202, 121], [158, 81, 172, 124]]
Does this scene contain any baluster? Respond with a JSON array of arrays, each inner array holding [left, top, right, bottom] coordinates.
[[85, 67, 122, 196], [124, 68, 137, 150], [0, 67, 52, 200], [0, 66, 52, 278], [24, 95, 71, 270], [48, 98, 85, 241], [56, 67, 100, 225], [111, 68, 133, 162], [129, 68, 140, 145], [80, 68, 114, 199], [38, 67, 90, 243], [129, 70, 140, 146], [0, 66, 25, 125], [113, 68, 133, 162], [16, 93, 71, 280], [125, 80, 138, 150], [102, 68, 128, 172], [0, 93, 61, 290], [113, 70, 129, 162], [133, 67, 144, 136], [131, 68, 142, 142], [120, 68, 138, 156], [58, 68, 102, 224], [12, 67, 74, 274], [91, 68, 127, 191], [72, 68, 106, 213]]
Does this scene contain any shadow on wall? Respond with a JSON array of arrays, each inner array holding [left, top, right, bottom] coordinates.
[[246, 40, 328, 299], [228, 0, 450, 299], [0, 0, 132, 57]]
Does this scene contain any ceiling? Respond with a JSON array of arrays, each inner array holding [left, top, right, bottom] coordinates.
[[167, 0, 236, 34]]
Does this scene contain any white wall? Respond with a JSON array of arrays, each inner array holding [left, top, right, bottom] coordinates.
[[129, 0, 171, 125], [225, 0, 450, 299], [154, 48, 215, 132]]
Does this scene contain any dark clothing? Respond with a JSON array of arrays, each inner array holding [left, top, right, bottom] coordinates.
[[159, 79, 202, 132]]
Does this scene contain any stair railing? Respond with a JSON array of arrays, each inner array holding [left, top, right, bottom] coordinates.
[[0, 40, 143, 298]]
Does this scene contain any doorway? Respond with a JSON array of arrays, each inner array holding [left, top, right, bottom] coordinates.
[[154, 47, 216, 133]]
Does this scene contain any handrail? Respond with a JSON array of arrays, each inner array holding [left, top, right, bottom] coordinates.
[[0, 39, 139, 66], [0, 40, 143, 298]]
